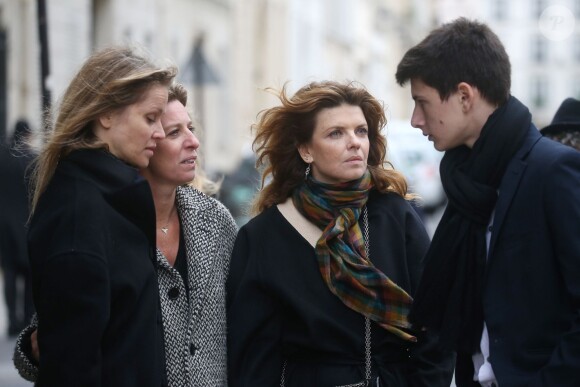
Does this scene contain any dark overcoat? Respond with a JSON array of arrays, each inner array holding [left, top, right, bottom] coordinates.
[[456, 127, 580, 387], [0, 142, 33, 269], [28, 149, 165, 387], [227, 191, 455, 386]]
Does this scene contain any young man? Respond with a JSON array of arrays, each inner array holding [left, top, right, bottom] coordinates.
[[395, 18, 580, 387]]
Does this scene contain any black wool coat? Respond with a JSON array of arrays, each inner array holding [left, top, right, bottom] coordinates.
[[455, 127, 580, 387], [227, 190, 455, 387], [28, 149, 165, 387], [0, 143, 34, 270]]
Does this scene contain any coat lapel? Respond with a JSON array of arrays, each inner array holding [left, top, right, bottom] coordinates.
[[488, 128, 541, 257], [487, 159, 526, 256], [176, 187, 220, 328]]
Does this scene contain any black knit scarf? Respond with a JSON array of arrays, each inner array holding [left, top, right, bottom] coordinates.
[[408, 96, 531, 353]]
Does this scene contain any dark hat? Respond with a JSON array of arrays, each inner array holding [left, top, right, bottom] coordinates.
[[541, 97, 580, 135]]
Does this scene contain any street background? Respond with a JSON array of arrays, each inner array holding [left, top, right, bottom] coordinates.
[[0, 0, 578, 386]]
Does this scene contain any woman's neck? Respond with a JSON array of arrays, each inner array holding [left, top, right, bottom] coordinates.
[[150, 183, 177, 224], [149, 182, 181, 265]]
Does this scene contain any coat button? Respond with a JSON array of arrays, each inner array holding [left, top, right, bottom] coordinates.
[[190, 343, 197, 356], [168, 287, 179, 300]]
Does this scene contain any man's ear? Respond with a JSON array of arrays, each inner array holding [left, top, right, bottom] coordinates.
[[457, 82, 475, 112]]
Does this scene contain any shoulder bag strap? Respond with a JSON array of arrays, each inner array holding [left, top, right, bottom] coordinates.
[[279, 203, 372, 387]]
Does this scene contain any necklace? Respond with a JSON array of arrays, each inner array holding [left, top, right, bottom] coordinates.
[[159, 205, 177, 236]]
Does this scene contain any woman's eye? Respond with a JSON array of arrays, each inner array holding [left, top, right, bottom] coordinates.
[[356, 127, 369, 135], [329, 130, 341, 138], [188, 126, 196, 133]]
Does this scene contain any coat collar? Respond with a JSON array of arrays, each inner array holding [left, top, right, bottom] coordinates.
[[156, 186, 224, 325], [61, 149, 156, 245], [63, 149, 143, 192], [177, 186, 224, 326], [488, 125, 542, 256]]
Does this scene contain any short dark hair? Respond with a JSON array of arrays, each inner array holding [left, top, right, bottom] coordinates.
[[395, 18, 511, 105]]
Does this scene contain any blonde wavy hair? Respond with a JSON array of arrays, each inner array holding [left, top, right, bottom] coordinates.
[[167, 83, 221, 196], [30, 46, 177, 213], [251, 80, 410, 215]]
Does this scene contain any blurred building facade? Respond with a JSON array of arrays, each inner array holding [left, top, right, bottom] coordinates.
[[0, 0, 430, 173], [0, 0, 578, 169]]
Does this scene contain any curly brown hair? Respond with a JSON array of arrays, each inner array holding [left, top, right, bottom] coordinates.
[[251, 80, 409, 215]]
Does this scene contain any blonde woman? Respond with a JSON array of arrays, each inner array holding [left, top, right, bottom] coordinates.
[[16, 46, 176, 386], [16, 83, 237, 387], [142, 83, 237, 386]]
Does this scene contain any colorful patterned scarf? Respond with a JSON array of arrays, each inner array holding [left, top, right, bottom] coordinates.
[[292, 170, 415, 341]]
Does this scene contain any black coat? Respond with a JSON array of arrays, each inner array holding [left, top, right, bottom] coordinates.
[[0, 142, 34, 269], [29, 149, 165, 387], [456, 128, 580, 387], [227, 191, 454, 386]]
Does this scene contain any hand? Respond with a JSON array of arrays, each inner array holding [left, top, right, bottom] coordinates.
[[31, 329, 40, 362]]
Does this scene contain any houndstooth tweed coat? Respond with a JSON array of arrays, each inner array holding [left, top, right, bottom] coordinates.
[[13, 185, 238, 386], [158, 185, 237, 386]]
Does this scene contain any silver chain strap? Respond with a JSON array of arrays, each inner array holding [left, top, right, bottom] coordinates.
[[280, 361, 287, 387], [281, 206, 373, 387], [363, 207, 372, 384], [336, 206, 372, 387], [363, 206, 372, 383]]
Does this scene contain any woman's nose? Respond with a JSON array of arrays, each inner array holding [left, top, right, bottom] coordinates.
[[348, 131, 361, 148], [152, 122, 166, 140], [186, 131, 200, 149]]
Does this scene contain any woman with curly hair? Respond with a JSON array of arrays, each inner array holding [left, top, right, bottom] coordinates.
[[227, 80, 454, 386]]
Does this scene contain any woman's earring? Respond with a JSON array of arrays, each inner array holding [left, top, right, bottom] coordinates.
[[304, 164, 311, 180]]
